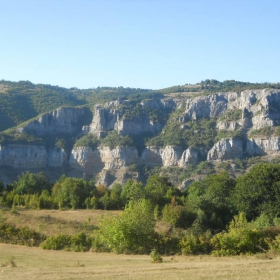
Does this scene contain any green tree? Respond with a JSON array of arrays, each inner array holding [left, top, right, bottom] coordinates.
[[233, 163, 280, 220], [110, 183, 124, 209], [13, 172, 51, 195], [53, 177, 93, 209], [187, 171, 236, 229], [145, 175, 173, 206], [95, 199, 155, 254], [0, 179, 4, 193], [121, 180, 145, 203]]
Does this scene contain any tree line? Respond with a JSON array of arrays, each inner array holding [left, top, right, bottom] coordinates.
[[2, 163, 280, 255], [1, 163, 280, 229]]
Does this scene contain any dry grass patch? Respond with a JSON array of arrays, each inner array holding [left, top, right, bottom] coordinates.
[[0, 209, 120, 236], [1, 244, 280, 280]]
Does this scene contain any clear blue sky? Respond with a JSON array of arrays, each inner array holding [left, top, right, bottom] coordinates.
[[1, 0, 280, 89]]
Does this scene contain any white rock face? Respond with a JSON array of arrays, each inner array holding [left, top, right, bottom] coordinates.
[[207, 136, 280, 161], [140, 146, 198, 167], [0, 144, 66, 168], [69, 145, 198, 175], [207, 139, 244, 161], [161, 146, 184, 167], [89, 98, 175, 137], [98, 146, 139, 169], [247, 137, 280, 155], [21, 107, 89, 136], [90, 106, 117, 134], [117, 117, 163, 136], [178, 148, 198, 167], [184, 94, 230, 120], [70, 146, 139, 175], [183, 89, 280, 131], [70, 147, 103, 176], [252, 115, 274, 130]]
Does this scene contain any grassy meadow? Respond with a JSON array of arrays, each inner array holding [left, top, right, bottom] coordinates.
[[1, 209, 280, 279], [1, 243, 280, 280], [0, 209, 121, 236]]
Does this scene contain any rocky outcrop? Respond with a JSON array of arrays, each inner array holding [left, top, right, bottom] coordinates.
[[140, 146, 198, 167], [89, 98, 174, 137], [182, 89, 280, 131], [0, 144, 66, 168], [20, 107, 90, 136], [247, 137, 280, 156], [140, 98, 176, 110], [184, 93, 230, 120], [98, 146, 139, 169], [2, 89, 280, 185], [178, 148, 198, 167], [69, 147, 103, 176], [161, 146, 184, 167], [89, 105, 117, 136], [207, 136, 280, 161], [207, 138, 244, 161], [117, 117, 164, 136]]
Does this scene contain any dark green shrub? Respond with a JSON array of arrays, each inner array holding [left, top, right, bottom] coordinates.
[[71, 232, 92, 252], [0, 223, 46, 246], [180, 231, 212, 255], [154, 234, 180, 255], [40, 234, 72, 250], [211, 213, 264, 256], [162, 203, 195, 228]]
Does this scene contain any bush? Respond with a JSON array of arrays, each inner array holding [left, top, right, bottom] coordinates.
[[40, 232, 92, 251], [40, 234, 72, 250], [265, 234, 280, 252], [162, 203, 195, 228], [155, 234, 180, 255], [150, 249, 163, 263], [0, 223, 46, 246], [180, 231, 212, 255], [211, 213, 264, 256], [94, 199, 155, 254]]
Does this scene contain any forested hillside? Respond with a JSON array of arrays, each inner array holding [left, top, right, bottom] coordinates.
[[1, 79, 280, 132], [0, 80, 156, 132], [1, 79, 280, 187]]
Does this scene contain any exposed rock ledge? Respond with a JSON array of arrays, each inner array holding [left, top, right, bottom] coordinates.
[[0, 144, 66, 168], [207, 137, 280, 161]]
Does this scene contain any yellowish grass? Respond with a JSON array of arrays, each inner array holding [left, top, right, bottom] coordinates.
[[2, 209, 280, 279], [1, 244, 280, 280], [0, 209, 120, 236]]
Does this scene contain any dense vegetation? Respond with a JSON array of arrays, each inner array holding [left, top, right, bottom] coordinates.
[[2, 79, 280, 256], [146, 116, 217, 150], [0, 80, 162, 132], [2, 163, 280, 256], [158, 79, 280, 94]]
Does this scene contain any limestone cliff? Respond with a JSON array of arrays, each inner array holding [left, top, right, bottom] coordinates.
[[2, 89, 280, 185], [0, 144, 66, 168], [89, 98, 175, 137], [19, 107, 90, 136], [183, 89, 280, 131], [207, 136, 280, 161]]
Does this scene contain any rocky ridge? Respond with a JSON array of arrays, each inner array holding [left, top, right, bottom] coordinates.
[[1, 88, 280, 186]]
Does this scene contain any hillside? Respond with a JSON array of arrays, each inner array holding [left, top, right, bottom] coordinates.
[[1, 79, 280, 185]]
